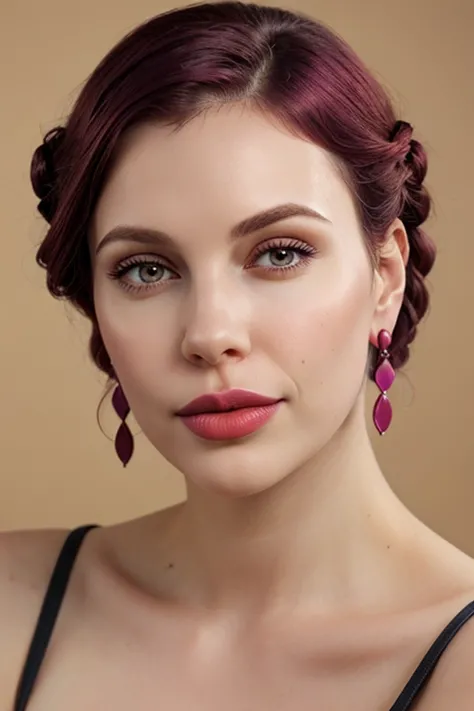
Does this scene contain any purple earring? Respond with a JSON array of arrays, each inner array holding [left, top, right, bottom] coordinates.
[[372, 329, 396, 435], [112, 383, 134, 466]]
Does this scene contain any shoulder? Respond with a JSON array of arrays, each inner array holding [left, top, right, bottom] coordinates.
[[0, 527, 71, 709], [416, 596, 474, 710]]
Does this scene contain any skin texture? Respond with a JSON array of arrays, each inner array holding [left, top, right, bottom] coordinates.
[[2, 104, 474, 710]]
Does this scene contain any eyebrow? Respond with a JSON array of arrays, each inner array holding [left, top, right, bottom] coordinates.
[[95, 202, 332, 255]]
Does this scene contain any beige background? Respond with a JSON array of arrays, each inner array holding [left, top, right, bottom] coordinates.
[[1, 1, 473, 551]]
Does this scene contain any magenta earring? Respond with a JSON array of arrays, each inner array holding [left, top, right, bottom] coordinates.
[[112, 383, 134, 466], [372, 329, 396, 435]]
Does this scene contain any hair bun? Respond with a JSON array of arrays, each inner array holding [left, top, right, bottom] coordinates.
[[30, 126, 66, 224], [389, 120, 416, 164], [389, 120, 412, 141]]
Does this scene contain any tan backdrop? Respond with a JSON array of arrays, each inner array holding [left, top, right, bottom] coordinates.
[[1, 0, 473, 552]]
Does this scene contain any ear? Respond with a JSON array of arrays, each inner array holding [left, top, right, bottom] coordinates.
[[369, 218, 410, 348]]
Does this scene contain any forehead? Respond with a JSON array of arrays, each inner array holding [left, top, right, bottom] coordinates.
[[92, 105, 357, 244]]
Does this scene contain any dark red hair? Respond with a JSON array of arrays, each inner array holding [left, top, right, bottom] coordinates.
[[30, 1, 436, 380]]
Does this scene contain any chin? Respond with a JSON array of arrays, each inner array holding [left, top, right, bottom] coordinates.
[[186, 469, 282, 499], [159, 437, 295, 499]]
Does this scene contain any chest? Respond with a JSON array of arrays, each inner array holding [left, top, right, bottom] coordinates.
[[23, 577, 474, 711], [23, 623, 439, 711]]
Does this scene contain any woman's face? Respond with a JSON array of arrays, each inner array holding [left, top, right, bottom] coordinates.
[[91, 105, 404, 496]]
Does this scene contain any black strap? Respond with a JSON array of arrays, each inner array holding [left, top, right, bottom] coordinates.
[[389, 599, 474, 710], [13, 524, 100, 711]]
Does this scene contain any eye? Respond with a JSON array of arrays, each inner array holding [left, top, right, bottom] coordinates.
[[128, 263, 166, 284], [249, 238, 317, 272], [107, 256, 175, 292], [254, 247, 301, 269]]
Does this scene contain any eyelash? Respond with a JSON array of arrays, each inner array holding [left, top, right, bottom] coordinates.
[[106, 238, 318, 294]]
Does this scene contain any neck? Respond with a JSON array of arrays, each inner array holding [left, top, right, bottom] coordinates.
[[169, 404, 419, 617]]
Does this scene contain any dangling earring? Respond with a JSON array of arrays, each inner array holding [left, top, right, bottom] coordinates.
[[112, 383, 134, 466], [372, 329, 396, 435]]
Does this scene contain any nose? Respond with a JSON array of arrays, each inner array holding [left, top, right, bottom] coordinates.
[[180, 279, 251, 367]]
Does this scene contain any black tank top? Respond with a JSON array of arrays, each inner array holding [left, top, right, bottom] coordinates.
[[12, 525, 474, 711]]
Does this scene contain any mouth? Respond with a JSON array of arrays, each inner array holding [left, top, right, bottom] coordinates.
[[176, 390, 285, 441], [176, 389, 283, 417]]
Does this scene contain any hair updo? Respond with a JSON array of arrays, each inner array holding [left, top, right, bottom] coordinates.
[[30, 1, 436, 381]]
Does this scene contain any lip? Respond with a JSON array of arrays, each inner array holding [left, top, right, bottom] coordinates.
[[176, 389, 282, 416]]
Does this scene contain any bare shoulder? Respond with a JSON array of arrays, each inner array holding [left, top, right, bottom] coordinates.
[[417, 538, 474, 707], [0, 527, 71, 709], [417, 601, 474, 710]]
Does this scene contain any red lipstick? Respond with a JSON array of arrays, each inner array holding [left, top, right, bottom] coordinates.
[[176, 389, 283, 440]]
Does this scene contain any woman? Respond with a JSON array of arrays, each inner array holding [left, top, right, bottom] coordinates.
[[2, 2, 473, 709]]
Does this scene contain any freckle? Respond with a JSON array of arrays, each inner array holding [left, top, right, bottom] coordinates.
[[301, 359, 306, 364], [167, 562, 174, 569], [387, 545, 391, 549]]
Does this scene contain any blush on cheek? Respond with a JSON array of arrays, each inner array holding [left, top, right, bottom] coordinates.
[[277, 265, 370, 355], [275, 270, 372, 408], [96, 288, 174, 411], [94, 310, 140, 380]]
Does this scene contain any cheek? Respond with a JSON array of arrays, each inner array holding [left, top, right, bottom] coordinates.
[[93, 285, 173, 382], [264, 264, 373, 391]]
